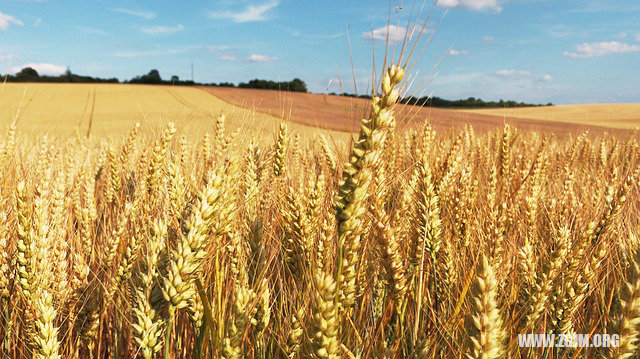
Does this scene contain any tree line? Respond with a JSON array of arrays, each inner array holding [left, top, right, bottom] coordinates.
[[402, 95, 552, 108], [332, 92, 551, 108], [3, 67, 308, 92], [3, 67, 119, 83], [3, 67, 551, 107]]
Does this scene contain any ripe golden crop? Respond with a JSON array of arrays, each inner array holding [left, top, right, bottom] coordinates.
[[0, 65, 638, 358]]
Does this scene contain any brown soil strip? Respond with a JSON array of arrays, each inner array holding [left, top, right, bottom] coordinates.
[[198, 86, 630, 136]]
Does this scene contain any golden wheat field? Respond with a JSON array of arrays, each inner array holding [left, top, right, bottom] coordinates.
[[0, 82, 344, 142], [0, 63, 639, 359], [462, 104, 640, 130]]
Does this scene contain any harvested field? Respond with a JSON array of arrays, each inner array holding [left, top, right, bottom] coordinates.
[[200, 86, 633, 136]]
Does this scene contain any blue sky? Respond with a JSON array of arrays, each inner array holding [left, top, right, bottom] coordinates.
[[1, 0, 639, 104]]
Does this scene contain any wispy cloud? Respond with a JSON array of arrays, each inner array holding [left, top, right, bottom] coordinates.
[[111, 8, 156, 20], [438, 0, 502, 13], [206, 45, 233, 52], [433, 73, 483, 85], [482, 35, 495, 42], [563, 41, 640, 58], [545, 24, 574, 39], [112, 49, 182, 58], [10, 63, 67, 75], [615, 32, 627, 39], [218, 53, 237, 61], [77, 26, 108, 36], [364, 25, 409, 42], [312, 32, 344, 39], [448, 48, 469, 56], [494, 69, 532, 79], [494, 70, 553, 84], [635, 33, 640, 41], [209, 0, 279, 23], [0, 52, 13, 61], [248, 54, 276, 62], [433, 70, 562, 104], [0, 12, 24, 30], [141, 24, 185, 35], [574, 2, 640, 14]]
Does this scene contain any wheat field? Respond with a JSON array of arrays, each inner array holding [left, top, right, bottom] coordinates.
[[0, 64, 639, 359], [462, 104, 640, 130], [0, 82, 344, 142]]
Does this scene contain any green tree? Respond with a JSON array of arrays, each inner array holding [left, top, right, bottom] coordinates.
[[147, 69, 161, 83], [17, 67, 39, 79]]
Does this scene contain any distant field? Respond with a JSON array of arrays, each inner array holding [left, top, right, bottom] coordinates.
[[0, 83, 341, 142], [1, 83, 634, 143], [461, 104, 640, 130], [201, 86, 631, 135]]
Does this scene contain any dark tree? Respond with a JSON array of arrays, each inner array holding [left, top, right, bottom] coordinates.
[[147, 69, 161, 83], [17, 67, 39, 79], [237, 78, 307, 92], [289, 78, 307, 92], [129, 69, 163, 84]]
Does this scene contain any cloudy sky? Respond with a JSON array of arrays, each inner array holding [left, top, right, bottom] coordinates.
[[1, 0, 639, 104]]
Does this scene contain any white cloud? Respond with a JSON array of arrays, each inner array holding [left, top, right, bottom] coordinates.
[[542, 74, 553, 82], [218, 53, 237, 61], [34, 18, 42, 26], [615, 32, 627, 39], [248, 54, 276, 62], [111, 8, 156, 20], [635, 33, 640, 41], [0, 12, 24, 30], [364, 25, 409, 42], [494, 69, 532, 79], [483, 35, 495, 42], [10, 63, 67, 75], [209, 0, 279, 23], [563, 41, 640, 58], [438, 0, 502, 13], [448, 48, 469, 56], [141, 24, 185, 35]]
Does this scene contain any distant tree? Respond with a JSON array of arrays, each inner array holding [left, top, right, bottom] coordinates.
[[171, 75, 179, 84], [289, 78, 307, 92], [238, 78, 307, 92], [147, 69, 161, 83], [65, 69, 73, 82], [17, 67, 39, 79], [128, 69, 163, 84]]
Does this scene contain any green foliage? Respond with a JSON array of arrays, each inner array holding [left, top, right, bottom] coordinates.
[[17, 67, 39, 79], [332, 93, 551, 108], [3, 67, 119, 83], [238, 78, 307, 92], [402, 95, 550, 108]]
